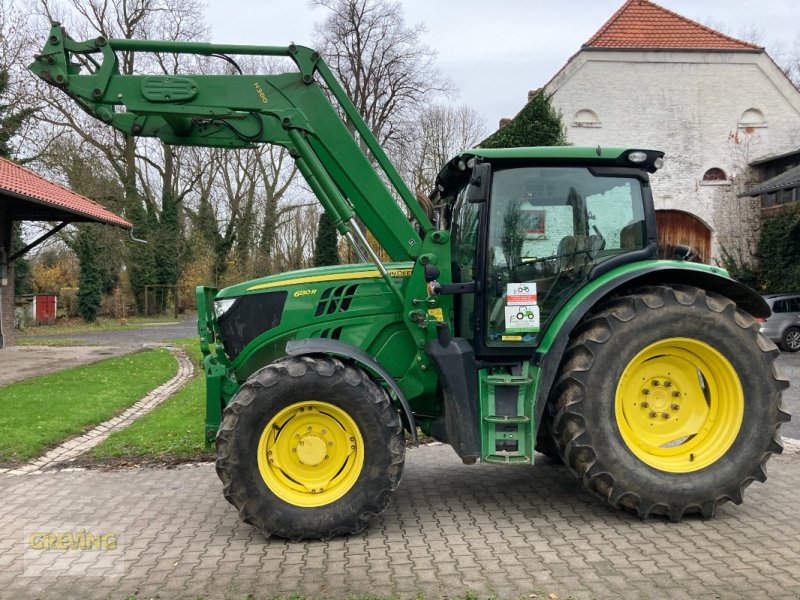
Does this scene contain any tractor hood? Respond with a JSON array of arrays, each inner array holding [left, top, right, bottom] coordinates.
[[215, 262, 415, 299]]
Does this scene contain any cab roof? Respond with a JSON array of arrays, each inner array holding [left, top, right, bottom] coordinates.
[[435, 146, 664, 198]]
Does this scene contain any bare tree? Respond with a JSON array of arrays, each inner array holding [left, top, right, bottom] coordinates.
[[401, 103, 488, 195], [311, 0, 452, 153], [273, 205, 319, 273]]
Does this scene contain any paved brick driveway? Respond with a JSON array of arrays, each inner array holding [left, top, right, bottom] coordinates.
[[2, 443, 799, 600]]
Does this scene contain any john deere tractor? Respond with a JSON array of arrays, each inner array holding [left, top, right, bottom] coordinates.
[[31, 25, 790, 540]]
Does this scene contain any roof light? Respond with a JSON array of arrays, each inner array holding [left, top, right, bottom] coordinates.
[[654, 157, 665, 170], [457, 160, 466, 171], [628, 151, 648, 163]]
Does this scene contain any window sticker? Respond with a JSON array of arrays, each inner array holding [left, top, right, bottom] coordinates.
[[505, 305, 540, 332], [507, 283, 537, 305]]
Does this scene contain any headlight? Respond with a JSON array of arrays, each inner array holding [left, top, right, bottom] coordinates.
[[628, 151, 647, 163], [214, 298, 237, 319]]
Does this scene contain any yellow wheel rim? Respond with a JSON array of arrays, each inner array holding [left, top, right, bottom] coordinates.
[[615, 337, 744, 473], [257, 401, 364, 507]]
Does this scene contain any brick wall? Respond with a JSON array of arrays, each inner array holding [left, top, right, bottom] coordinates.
[[2, 259, 14, 347], [0, 206, 13, 347], [545, 49, 800, 264]]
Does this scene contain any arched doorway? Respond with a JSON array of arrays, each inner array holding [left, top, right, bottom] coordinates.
[[655, 210, 711, 263]]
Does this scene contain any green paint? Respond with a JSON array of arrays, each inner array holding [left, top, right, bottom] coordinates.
[[479, 362, 537, 464]]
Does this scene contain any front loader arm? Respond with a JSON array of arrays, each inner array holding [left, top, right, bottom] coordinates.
[[30, 25, 433, 263]]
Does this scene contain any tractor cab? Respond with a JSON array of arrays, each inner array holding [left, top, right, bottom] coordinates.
[[438, 147, 663, 356]]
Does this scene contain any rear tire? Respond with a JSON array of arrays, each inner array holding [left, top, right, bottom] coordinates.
[[552, 285, 789, 521], [535, 409, 561, 460], [779, 326, 800, 352], [216, 355, 405, 540]]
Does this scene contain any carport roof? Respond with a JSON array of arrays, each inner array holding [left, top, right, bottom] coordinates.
[[0, 156, 131, 228], [741, 164, 800, 197]]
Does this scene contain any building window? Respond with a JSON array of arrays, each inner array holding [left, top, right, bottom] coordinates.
[[702, 168, 727, 182], [781, 187, 797, 204], [763, 188, 798, 208], [572, 109, 601, 128], [738, 108, 766, 130]]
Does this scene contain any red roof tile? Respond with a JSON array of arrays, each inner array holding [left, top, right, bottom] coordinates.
[[584, 0, 762, 51], [0, 157, 131, 229]]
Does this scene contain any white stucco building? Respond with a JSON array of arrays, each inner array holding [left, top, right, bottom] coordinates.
[[541, 0, 800, 264]]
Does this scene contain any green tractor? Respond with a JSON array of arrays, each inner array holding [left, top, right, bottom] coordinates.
[[31, 25, 790, 540]]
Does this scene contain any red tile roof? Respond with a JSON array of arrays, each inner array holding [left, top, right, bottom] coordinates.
[[584, 0, 762, 51], [0, 157, 131, 229]]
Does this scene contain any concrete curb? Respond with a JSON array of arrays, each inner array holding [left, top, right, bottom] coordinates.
[[1, 346, 194, 477]]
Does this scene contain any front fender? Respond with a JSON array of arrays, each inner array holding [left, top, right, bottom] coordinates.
[[285, 338, 418, 445]]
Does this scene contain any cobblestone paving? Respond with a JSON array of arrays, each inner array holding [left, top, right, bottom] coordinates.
[[2, 443, 799, 600], [0, 346, 194, 476]]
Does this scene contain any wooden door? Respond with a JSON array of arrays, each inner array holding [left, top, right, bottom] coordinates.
[[655, 210, 711, 263]]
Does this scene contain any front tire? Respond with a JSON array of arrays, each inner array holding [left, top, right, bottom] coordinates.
[[216, 356, 405, 540], [551, 285, 790, 521]]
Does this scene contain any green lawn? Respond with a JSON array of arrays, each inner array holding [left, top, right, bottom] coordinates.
[[0, 349, 178, 465], [91, 341, 213, 462], [18, 314, 189, 337]]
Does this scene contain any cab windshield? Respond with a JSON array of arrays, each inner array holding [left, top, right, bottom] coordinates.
[[485, 166, 647, 346]]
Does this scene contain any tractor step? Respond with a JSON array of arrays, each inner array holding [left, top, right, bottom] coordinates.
[[484, 415, 530, 424], [484, 375, 533, 386], [478, 361, 537, 465]]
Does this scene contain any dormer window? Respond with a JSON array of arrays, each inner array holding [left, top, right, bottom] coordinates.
[[572, 109, 601, 128], [738, 108, 766, 130], [701, 168, 729, 185]]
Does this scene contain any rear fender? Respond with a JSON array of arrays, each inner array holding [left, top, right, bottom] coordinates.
[[532, 263, 768, 435], [285, 338, 418, 445]]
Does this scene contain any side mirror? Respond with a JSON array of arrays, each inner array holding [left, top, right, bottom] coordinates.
[[465, 162, 491, 204]]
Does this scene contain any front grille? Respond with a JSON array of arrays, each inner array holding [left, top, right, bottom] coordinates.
[[217, 291, 287, 359]]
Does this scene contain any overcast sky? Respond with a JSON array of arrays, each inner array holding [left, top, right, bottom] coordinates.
[[205, 0, 799, 130]]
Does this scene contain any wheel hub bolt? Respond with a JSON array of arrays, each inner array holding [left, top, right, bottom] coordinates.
[[299, 441, 304, 446], [671, 403, 680, 411], [641, 401, 649, 408], [672, 391, 681, 397], [649, 410, 657, 418], [321, 429, 326, 434], [662, 412, 670, 419], [651, 380, 660, 386], [351, 445, 356, 450], [328, 441, 333, 446], [307, 426, 312, 432], [664, 381, 672, 388], [642, 389, 651, 396]]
